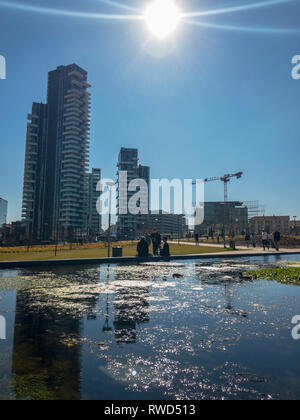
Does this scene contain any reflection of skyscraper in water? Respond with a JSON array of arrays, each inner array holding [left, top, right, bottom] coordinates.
[[113, 286, 150, 344], [11, 268, 101, 400], [12, 291, 82, 400]]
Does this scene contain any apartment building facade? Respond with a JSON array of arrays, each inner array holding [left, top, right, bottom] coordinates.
[[249, 216, 290, 235], [117, 148, 150, 239], [22, 64, 92, 241], [88, 168, 102, 238]]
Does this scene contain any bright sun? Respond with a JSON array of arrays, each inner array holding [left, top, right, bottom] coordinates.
[[145, 0, 181, 39]]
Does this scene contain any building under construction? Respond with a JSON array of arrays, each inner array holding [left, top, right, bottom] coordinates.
[[194, 201, 249, 237], [192, 172, 265, 237]]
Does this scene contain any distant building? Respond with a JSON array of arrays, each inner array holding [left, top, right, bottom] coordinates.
[[250, 216, 290, 235], [139, 211, 187, 238], [87, 169, 102, 238], [22, 64, 91, 242], [290, 220, 300, 235], [195, 202, 249, 236], [0, 221, 27, 246], [117, 148, 150, 239], [0, 198, 8, 226]]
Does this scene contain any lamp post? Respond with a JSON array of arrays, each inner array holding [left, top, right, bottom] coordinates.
[[220, 202, 227, 248], [105, 181, 115, 258], [55, 226, 58, 257], [54, 223, 61, 257]]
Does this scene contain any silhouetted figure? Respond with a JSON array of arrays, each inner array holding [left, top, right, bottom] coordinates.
[[137, 237, 149, 258], [274, 231, 281, 251], [245, 233, 250, 248], [151, 229, 161, 256], [160, 237, 170, 258]]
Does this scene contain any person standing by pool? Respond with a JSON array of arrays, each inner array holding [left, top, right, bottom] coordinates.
[[151, 229, 161, 256], [137, 236, 149, 258], [160, 237, 170, 258], [262, 231, 269, 251], [274, 230, 281, 251]]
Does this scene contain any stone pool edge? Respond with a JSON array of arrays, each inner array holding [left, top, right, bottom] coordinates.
[[0, 250, 300, 269]]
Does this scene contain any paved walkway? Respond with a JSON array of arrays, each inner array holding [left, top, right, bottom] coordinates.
[[172, 240, 300, 254]]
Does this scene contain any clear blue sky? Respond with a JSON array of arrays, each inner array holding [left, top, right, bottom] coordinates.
[[0, 0, 299, 223]]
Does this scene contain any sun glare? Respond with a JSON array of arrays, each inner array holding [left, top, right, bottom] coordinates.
[[145, 0, 181, 39]]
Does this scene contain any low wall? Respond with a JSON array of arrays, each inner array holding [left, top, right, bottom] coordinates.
[[0, 251, 300, 269]]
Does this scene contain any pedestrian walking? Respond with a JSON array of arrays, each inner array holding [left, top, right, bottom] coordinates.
[[274, 230, 281, 251], [262, 231, 269, 251], [245, 233, 250, 248]]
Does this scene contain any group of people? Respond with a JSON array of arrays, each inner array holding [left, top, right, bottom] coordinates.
[[261, 230, 281, 251], [137, 229, 170, 259], [137, 228, 282, 258], [245, 231, 281, 251]]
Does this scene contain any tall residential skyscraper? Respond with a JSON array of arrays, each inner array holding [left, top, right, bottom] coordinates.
[[0, 198, 8, 226], [117, 148, 150, 239], [22, 64, 91, 241], [22, 102, 48, 239], [87, 168, 102, 237]]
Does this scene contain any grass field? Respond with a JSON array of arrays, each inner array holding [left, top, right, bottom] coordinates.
[[0, 242, 231, 262]]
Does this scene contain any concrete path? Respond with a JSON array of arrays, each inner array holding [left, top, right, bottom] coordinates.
[[173, 240, 300, 254]]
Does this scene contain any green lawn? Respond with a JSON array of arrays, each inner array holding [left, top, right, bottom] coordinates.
[[0, 243, 230, 262]]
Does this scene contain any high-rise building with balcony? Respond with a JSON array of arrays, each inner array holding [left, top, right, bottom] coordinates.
[[22, 102, 48, 240], [22, 64, 92, 241], [117, 148, 150, 239], [87, 168, 102, 238]]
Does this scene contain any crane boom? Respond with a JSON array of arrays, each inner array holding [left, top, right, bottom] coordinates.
[[192, 171, 243, 248], [193, 172, 243, 202]]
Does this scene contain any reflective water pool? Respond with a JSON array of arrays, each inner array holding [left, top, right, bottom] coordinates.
[[0, 255, 300, 400]]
